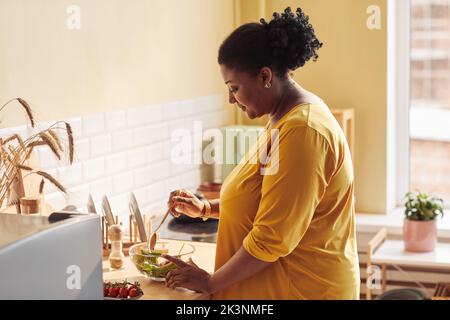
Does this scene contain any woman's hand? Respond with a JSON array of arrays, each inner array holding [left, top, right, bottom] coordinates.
[[163, 255, 212, 294], [167, 189, 205, 219]]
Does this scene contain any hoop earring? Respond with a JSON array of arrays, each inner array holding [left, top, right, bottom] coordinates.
[[265, 83, 271, 89]]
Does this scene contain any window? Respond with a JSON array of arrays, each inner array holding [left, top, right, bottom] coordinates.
[[409, 0, 450, 205]]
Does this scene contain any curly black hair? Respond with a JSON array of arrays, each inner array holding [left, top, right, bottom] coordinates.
[[218, 7, 323, 78]]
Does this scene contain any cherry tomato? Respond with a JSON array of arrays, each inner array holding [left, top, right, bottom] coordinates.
[[104, 287, 109, 297], [119, 287, 129, 299], [109, 287, 119, 298], [129, 288, 139, 298]]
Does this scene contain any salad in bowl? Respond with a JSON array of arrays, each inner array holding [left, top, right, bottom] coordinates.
[[129, 241, 195, 281]]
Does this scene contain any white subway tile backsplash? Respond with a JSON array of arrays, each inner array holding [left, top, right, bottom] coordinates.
[[198, 95, 223, 113], [148, 142, 165, 163], [181, 169, 201, 188], [105, 110, 127, 131], [38, 147, 62, 170], [83, 157, 105, 181], [127, 106, 149, 128], [163, 141, 172, 160], [127, 146, 149, 169], [145, 201, 167, 217], [132, 125, 152, 147], [163, 101, 185, 120], [113, 172, 134, 195], [82, 113, 105, 137], [45, 191, 67, 211], [168, 118, 186, 136], [107, 193, 128, 216], [90, 133, 112, 157], [90, 177, 113, 201], [182, 99, 197, 117], [164, 175, 183, 196], [20, 94, 226, 211], [133, 165, 155, 188], [106, 152, 127, 175], [145, 104, 163, 124], [151, 161, 170, 182], [148, 122, 169, 144], [171, 162, 196, 176], [148, 181, 166, 203], [112, 129, 133, 152], [202, 112, 223, 130], [57, 163, 83, 188], [66, 183, 90, 209], [132, 186, 149, 208], [74, 138, 90, 162]]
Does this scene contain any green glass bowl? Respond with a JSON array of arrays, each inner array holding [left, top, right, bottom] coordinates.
[[129, 242, 195, 282]]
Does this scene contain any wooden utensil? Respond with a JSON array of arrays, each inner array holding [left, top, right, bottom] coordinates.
[[101, 195, 115, 226], [129, 192, 147, 242], [87, 194, 97, 214]]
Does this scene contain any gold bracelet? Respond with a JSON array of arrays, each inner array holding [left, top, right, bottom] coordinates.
[[201, 199, 211, 221]]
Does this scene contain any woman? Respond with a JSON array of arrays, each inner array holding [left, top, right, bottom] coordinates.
[[163, 7, 360, 300]]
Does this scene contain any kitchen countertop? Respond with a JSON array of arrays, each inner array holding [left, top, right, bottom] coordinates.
[[103, 238, 216, 300]]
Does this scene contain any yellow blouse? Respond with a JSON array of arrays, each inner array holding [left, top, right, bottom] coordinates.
[[212, 102, 360, 300]]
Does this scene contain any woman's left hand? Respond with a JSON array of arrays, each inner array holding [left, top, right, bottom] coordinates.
[[163, 255, 212, 294]]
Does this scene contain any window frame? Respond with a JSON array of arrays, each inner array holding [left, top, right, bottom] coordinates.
[[387, 0, 411, 209]]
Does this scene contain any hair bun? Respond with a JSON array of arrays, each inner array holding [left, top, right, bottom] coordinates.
[[218, 7, 322, 77], [261, 7, 322, 71]]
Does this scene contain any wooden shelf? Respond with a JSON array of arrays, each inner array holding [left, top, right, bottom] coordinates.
[[332, 108, 355, 160]]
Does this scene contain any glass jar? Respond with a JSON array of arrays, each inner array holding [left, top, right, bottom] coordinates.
[[20, 197, 41, 215]]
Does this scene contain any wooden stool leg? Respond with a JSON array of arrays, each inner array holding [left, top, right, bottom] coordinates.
[[382, 264, 387, 293], [366, 269, 372, 300]]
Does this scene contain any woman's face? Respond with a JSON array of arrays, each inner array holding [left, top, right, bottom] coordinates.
[[220, 64, 270, 119]]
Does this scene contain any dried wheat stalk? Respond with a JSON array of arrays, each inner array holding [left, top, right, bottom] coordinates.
[[0, 98, 74, 209], [65, 122, 74, 165], [48, 129, 63, 151], [0, 98, 35, 127], [38, 132, 61, 160], [35, 171, 66, 193], [39, 178, 45, 194]]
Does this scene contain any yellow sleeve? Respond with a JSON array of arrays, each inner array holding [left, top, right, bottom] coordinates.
[[243, 125, 336, 262]]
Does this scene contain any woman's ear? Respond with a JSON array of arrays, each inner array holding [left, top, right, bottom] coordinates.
[[259, 67, 273, 87]]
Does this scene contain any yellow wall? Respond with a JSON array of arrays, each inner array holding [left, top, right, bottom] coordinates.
[[1, 0, 389, 214], [237, 0, 388, 214], [0, 0, 234, 126]]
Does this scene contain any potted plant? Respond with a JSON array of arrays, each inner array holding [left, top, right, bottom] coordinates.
[[0, 97, 73, 213], [403, 192, 445, 252]]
